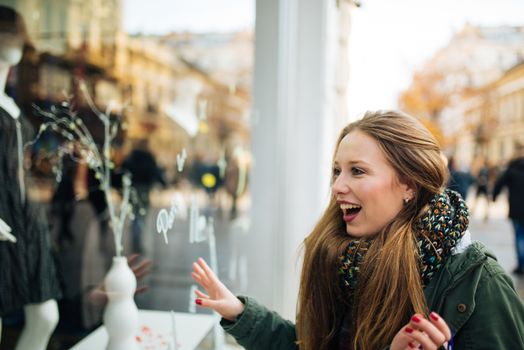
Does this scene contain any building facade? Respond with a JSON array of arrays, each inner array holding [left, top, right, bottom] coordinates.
[[457, 62, 524, 167]]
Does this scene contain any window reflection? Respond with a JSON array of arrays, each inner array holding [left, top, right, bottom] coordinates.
[[1, 1, 253, 348]]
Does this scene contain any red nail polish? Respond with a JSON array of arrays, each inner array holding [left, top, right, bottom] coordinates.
[[430, 312, 439, 321], [405, 327, 414, 334], [411, 315, 421, 323], [195, 298, 202, 305], [408, 342, 416, 349]]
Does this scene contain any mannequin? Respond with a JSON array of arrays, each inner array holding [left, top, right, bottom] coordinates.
[[0, 6, 61, 349]]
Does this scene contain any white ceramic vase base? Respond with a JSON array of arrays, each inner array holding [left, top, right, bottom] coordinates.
[[103, 257, 139, 350]]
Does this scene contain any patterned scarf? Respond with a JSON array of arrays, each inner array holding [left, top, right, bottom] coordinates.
[[338, 189, 469, 295]]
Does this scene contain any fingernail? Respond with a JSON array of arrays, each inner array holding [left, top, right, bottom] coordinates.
[[405, 327, 414, 334], [411, 315, 421, 323], [195, 299, 202, 305], [408, 342, 415, 348], [430, 312, 439, 321]]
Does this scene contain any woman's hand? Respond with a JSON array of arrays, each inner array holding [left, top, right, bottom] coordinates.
[[191, 257, 245, 321], [390, 312, 451, 350], [88, 254, 152, 306]]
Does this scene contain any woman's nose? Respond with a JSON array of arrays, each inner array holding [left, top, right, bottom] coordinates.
[[332, 175, 349, 195]]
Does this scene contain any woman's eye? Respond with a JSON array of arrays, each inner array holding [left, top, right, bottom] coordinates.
[[351, 167, 364, 175], [332, 168, 341, 177]]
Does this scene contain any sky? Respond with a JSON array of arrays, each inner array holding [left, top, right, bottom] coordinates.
[[123, 0, 255, 34], [348, 0, 524, 119], [123, 0, 524, 120]]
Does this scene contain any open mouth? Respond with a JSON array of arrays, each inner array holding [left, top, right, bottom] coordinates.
[[340, 203, 362, 222]]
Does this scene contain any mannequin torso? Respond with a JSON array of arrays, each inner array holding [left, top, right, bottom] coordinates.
[[0, 8, 61, 349], [0, 40, 22, 241]]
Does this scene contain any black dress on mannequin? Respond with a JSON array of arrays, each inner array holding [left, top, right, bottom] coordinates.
[[0, 107, 62, 315]]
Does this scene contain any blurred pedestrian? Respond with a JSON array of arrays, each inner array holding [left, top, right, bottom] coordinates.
[[122, 139, 166, 253], [472, 159, 493, 222], [51, 154, 78, 247], [447, 156, 474, 200], [493, 143, 524, 275]]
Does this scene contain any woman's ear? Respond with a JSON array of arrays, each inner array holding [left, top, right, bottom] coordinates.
[[400, 180, 416, 202], [405, 190, 415, 202]]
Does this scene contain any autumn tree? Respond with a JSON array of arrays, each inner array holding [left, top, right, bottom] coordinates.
[[398, 69, 457, 146]]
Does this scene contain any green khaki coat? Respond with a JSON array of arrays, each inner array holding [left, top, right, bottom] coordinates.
[[221, 242, 524, 349]]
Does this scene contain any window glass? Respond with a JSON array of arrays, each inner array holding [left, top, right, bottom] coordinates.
[[1, 1, 254, 345]]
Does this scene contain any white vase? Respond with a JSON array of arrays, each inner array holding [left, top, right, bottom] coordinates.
[[103, 257, 139, 350]]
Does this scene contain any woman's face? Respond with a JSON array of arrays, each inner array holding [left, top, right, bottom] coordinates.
[[332, 130, 413, 238], [0, 32, 23, 66]]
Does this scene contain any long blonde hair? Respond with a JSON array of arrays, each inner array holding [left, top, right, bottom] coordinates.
[[296, 110, 448, 350]]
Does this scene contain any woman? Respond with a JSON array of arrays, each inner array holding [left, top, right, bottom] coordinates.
[[191, 110, 524, 349]]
